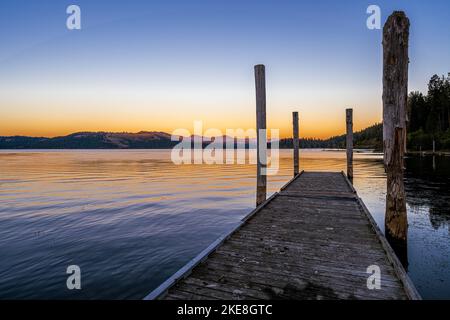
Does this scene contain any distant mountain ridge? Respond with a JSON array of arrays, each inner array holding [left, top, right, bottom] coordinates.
[[0, 124, 383, 149], [0, 131, 176, 149]]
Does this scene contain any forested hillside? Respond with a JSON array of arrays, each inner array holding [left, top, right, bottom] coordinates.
[[408, 74, 450, 151]]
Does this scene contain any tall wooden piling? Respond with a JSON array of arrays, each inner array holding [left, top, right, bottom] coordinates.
[[382, 11, 410, 241], [346, 108, 353, 179], [293, 111, 299, 176], [255, 64, 267, 206]]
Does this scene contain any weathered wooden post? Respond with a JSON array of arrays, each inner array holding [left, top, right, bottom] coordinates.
[[255, 64, 267, 206], [293, 111, 299, 176], [382, 11, 410, 241], [346, 108, 353, 180]]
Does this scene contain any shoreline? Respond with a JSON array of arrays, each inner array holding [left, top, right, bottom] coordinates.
[[407, 151, 450, 156]]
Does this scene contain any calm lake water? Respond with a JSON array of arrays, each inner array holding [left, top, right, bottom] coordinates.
[[0, 149, 449, 299]]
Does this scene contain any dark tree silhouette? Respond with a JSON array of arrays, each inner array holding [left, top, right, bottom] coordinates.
[[407, 73, 450, 150]]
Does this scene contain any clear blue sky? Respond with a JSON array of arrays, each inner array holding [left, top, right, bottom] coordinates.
[[0, 0, 449, 137]]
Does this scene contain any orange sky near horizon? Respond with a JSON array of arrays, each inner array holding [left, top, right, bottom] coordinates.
[[0, 104, 381, 139], [0, 69, 384, 139], [0, 70, 384, 140]]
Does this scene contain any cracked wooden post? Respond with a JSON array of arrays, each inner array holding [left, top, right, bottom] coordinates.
[[382, 11, 410, 241], [255, 64, 267, 206], [293, 111, 299, 176], [346, 108, 353, 180]]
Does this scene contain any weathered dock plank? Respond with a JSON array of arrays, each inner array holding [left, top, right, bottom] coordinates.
[[145, 171, 420, 300]]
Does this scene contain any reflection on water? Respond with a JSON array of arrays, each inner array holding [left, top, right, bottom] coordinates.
[[0, 150, 449, 299], [403, 155, 450, 299], [405, 156, 450, 231]]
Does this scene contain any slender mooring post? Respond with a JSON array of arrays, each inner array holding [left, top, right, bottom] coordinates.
[[382, 11, 410, 241], [255, 64, 267, 206], [292, 111, 299, 176], [346, 108, 353, 180]]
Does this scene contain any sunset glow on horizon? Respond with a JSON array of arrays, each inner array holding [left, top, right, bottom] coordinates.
[[0, 85, 382, 139]]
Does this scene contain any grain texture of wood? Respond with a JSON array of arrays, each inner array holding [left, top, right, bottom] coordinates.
[[151, 171, 419, 300], [346, 108, 353, 179], [293, 111, 299, 176], [255, 64, 267, 206], [382, 11, 410, 241]]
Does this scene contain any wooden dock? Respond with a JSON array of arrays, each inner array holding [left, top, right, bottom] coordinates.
[[145, 171, 420, 300]]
